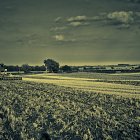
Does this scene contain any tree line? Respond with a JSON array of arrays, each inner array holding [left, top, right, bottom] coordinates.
[[0, 63, 46, 73], [1, 58, 140, 74], [0, 59, 72, 73]]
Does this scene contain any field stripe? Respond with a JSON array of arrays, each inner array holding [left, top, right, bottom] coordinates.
[[23, 77, 140, 99]]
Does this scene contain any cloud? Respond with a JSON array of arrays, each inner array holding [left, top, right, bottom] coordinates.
[[67, 16, 88, 22], [16, 33, 41, 45], [107, 11, 134, 24], [66, 13, 109, 23], [53, 34, 77, 43], [135, 12, 140, 16], [65, 12, 134, 28], [50, 26, 67, 31], [55, 17, 62, 22], [69, 21, 90, 27], [54, 35, 65, 41], [63, 39, 77, 43], [105, 11, 140, 27], [90, 11, 140, 28], [116, 24, 130, 29], [53, 15, 103, 29], [52, 11, 140, 30], [67, 15, 92, 27]]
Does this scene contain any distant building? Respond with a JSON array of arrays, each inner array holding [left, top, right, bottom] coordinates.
[[78, 67, 84, 72], [105, 67, 113, 70], [118, 64, 130, 66], [116, 71, 121, 73]]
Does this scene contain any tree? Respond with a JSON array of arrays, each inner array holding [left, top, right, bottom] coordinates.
[[0, 63, 5, 72], [44, 59, 59, 73], [21, 64, 31, 73], [39, 65, 46, 71], [0, 63, 4, 67], [5, 65, 20, 72], [60, 65, 72, 73]]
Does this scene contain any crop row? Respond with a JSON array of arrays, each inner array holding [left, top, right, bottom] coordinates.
[[57, 72, 140, 81], [0, 81, 140, 140]]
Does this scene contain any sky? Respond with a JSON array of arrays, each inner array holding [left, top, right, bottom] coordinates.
[[0, 0, 140, 66]]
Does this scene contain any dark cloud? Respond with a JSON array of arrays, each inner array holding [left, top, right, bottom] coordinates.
[[126, 0, 140, 3], [0, 0, 140, 65]]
